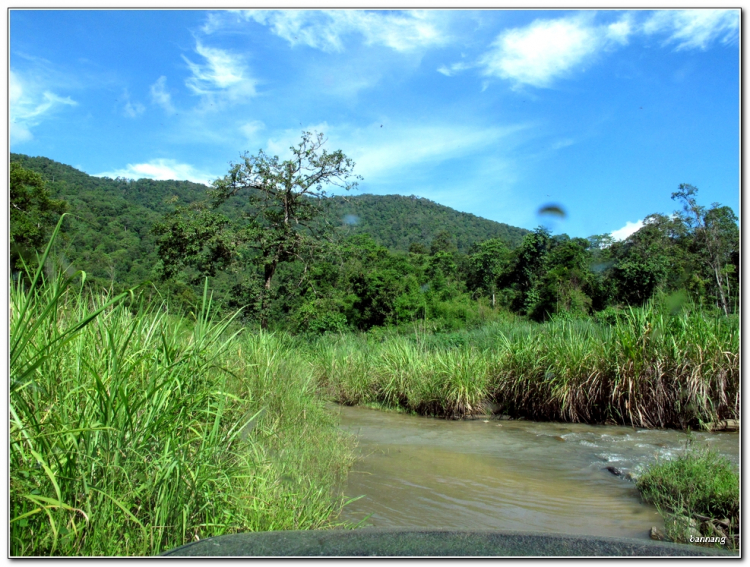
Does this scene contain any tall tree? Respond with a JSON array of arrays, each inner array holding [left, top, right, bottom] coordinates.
[[154, 131, 360, 328], [529, 237, 594, 320], [509, 227, 552, 314], [671, 184, 738, 315], [608, 213, 684, 306], [468, 238, 512, 308]]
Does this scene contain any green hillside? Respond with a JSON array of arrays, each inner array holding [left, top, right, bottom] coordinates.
[[325, 194, 528, 253], [10, 154, 529, 286], [10, 153, 210, 286]]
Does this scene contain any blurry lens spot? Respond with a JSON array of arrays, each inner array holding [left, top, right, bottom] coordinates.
[[538, 204, 566, 218]]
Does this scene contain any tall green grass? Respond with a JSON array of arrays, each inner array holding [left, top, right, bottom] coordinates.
[[310, 303, 739, 428], [10, 221, 355, 556], [637, 444, 739, 549]]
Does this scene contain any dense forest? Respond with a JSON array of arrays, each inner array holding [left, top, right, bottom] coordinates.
[[10, 143, 739, 334]]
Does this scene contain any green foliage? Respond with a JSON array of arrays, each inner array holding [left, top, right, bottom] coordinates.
[[467, 238, 512, 307], [508, 227, 552, 315], [528, 237, 594, 320], [592, 305, 623, 326], [10, 223, 355, 556], [326, 193, 529, 253], [10, 280, 355, 555], [671, 184, 738, 315], [153, 203, 240, 281], [429, 230, 458, 255], [10, 153, 209, 290], [153, 131, 360, 329], [10, 162, 67, 268], [10, 152, 739, 330], [637, 445, 739, 548], [608, 214, 682, 305], [408, 242, 428, 255], [310, 301, 738, 428], [293, 301, 349, 336]]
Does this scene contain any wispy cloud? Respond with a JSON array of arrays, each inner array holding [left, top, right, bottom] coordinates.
[[611, 219, 643, 241], [10, 69, 78, 145], [182, 41, 257, 103], [551, 138, 575, 150], [150, 76, 175, 113], [121, 89, 145, 118], [642, 9, 739, 50], [223, 10, 450, 53], [437, 61, 473, 77], [477, 15, 630, 88], [95, 159, 216, 184], [263, 120, 529, 185], [240, 119, 265, 141]]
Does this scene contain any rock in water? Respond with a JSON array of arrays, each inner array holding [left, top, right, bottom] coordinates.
[[650, 527, 667, 541], [605, 466, 622, 477]]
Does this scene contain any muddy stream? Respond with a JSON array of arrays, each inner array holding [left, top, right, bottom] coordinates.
[[335, 405, 739, 540]]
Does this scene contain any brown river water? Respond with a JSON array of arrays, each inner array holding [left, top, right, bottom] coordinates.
[[335, 405, 740, 540]]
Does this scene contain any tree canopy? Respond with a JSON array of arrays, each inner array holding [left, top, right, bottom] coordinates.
[[10, 162, 67, 269], [154, 131, 361, 327]]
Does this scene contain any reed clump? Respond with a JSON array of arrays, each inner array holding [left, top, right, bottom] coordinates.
[[310, 303, 739, 428], [10, 225, 355, 556]]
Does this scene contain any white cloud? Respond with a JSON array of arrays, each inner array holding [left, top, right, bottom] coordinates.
[[642, 9, 739, 50], [121, 90, 145, 118], [19, 91, 77, 119], [95, 159, 216, 184], [611, 219, 643, 241], [606, 17, 633, 45], [10, 70, 23, 105], [478, 16, 627, 88], [437, 61, 473, 77], [123, 100, 144, 117], [456, 10, 734, 89], [182, 41, 257, 102], [11, 122, 34, 144], [240, 120, 265, 140], [150, 76, 175, 113], [10, 69, 78, 145], [238, 10, 449, 53]]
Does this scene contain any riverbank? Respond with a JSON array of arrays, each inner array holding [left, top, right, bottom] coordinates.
[[309, 304, 739, 429], [10, 273, 355, 556]]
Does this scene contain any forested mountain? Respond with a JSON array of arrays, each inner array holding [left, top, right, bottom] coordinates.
[[10, 153, 528, 283], [10, 154, 210, 286], [325, 194, 528, 252]]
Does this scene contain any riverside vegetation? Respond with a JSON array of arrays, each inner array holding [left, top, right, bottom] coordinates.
[[309, 301, 739, 429], [10, 133, 740, 555], [10, 221, 356, 555], [637, 445, 739, 549]]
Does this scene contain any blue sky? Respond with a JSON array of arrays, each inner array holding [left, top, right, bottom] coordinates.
[[10, 9, 739, 240]]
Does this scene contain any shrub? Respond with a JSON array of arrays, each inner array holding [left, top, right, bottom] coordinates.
[[637, 444, 739, 549]]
